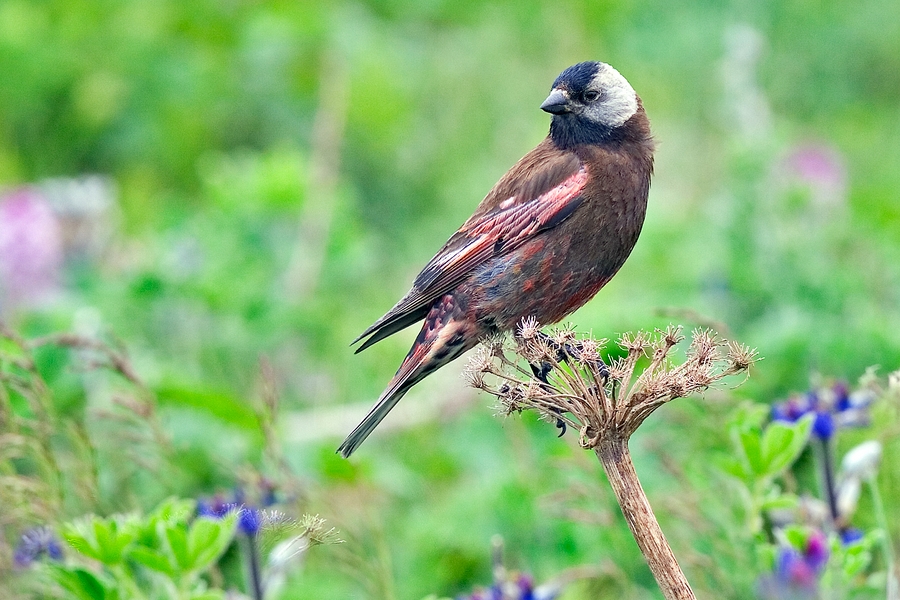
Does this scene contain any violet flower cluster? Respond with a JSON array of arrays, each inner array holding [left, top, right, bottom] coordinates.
[[459, 572, 558, 600], [771, 381, 873, 441], [758, 531, 828, 599], [13, 526, 63, 568]]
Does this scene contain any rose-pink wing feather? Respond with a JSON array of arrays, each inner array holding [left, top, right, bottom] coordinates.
[[354, 166, 588, 352]]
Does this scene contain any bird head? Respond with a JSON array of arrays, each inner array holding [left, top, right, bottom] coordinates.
[[541, 61, 639, 147]]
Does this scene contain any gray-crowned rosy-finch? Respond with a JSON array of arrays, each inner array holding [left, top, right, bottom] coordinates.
[[341, 61, 654, 457]]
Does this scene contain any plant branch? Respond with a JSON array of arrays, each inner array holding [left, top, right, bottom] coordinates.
[[595, 435, 696, 600]]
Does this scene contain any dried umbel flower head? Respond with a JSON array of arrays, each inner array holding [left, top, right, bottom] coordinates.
[[465, 320, 757, 448]]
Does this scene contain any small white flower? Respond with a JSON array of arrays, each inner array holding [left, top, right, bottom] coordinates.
[[837, 477, 862, 518], [888, 370, 900, 395], [841, 440, 882, 480]]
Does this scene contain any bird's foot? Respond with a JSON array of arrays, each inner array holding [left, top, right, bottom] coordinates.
[[586, 355, 610, 382], [530, 360, 553, 382], [534, 331, 611, 384], [528, 361, 568, 437], [533, 331, 569, 363], [554, 413, 567, 437]]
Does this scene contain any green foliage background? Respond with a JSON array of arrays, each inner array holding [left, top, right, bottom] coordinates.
[[1, 0, 899, 597]]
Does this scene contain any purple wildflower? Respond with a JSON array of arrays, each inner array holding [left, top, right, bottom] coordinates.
[[0, 188, 63, 314], [238, 506, 263, 537], [456, 571, 559, 600], [772, 381, 872, 440], [833, 381, 850, 412], [13, 527, 64, 568], [759, 530, 829, 599], [771, 394, 812, 423], [784, 144, 847, 199], [803, 531, 828, 571], [197, 495, 236, 519]]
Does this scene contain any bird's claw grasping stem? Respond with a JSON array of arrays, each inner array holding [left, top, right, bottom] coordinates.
[[529, 358, 568, 436]]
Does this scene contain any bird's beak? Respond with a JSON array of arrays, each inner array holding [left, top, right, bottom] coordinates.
[[540, 89, 570, 114]]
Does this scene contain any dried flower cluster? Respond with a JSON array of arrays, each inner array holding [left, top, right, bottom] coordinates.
[[465, 319, 758, 448]]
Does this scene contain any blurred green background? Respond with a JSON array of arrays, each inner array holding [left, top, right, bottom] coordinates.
[[1, 0, 899, 597]]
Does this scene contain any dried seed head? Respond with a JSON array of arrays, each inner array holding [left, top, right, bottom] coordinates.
[[482, 332, 507, 357], [497, 382, 528, 414], [607, 357, 629, 381], [471, 320, 754, 449], [619, 331, 650, 354], [463, 368, 486, 390], [726, 341, 758, 372], [553, 324, 577, 346], [518, 316, 540, 340], [469, 347, 494, 374], [663, 324, 685, 346], [688, 329, 720, 365], [578, 338, 600, 364]]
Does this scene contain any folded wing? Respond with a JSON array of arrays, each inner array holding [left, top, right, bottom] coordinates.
[[354, 158, 587, 352]]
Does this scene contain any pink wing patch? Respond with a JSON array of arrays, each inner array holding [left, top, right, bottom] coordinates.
[[467, 168, 588, 237], [353, 166, 588, 349], [431, 167, 588, 279]]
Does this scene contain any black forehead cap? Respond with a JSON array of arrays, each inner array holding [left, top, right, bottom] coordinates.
[[552, 61, 602, 93]]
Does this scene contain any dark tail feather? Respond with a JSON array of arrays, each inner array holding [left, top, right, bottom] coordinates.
[[338, 339, 469, 457], [337, 376, 418, 458], [352, 306, 429, 354], [341, 293, 473, 457]]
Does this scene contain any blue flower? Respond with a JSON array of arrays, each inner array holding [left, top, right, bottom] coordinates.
[[238, 506, 263, 537], [812, 411, 834, 440], [771, 394, 812, 423], [833, 381, 851, 412], [771, 381, 872, 441], [14, 527, 64, 568], [840, 528, 864, 545]]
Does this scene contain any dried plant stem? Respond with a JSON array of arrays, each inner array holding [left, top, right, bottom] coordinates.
[[595, 435, 696, 600], [468, 323, 757, 600]]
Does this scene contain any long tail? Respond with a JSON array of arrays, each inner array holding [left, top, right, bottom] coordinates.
[[338, 294, 475, 458]]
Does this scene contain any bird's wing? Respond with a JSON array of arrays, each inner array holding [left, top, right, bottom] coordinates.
[[354, 157, 587, 352]]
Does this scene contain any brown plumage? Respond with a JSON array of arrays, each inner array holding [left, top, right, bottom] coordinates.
[[340, 61, 654, 457]]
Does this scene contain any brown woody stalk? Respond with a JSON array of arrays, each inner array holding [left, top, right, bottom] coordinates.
[[466, 321, 757, 600]]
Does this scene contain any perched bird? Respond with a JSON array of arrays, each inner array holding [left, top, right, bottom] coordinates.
[[340, 61, 654, 457]]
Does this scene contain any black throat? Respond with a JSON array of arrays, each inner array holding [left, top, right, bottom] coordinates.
[[549, 115, 628, 149]]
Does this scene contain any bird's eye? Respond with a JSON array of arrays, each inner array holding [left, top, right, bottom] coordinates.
[[583, 90, 601, 102]]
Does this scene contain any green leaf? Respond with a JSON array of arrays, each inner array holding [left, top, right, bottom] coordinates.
[[760, 416, 813, 478], [188, 515, 237, 572], [728, 402, 769, 431], [164, 523, 191, 571], [93, 520, 116, 563], [759, 491, 799, 512], [189, 590, 225, 600], [783, 525, 807, 550], [152, 497, 196, 524], [754, 544, 777, 571], [46, 566, 109, 600], [738, 428, 764, 476], [135, 498, 195, 548], [102, 517, 138, 565], [62, 520, 104, 562], [842, 549, 872, 577], [717, 455, 750, 480], [128, 546, 175, 576]]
